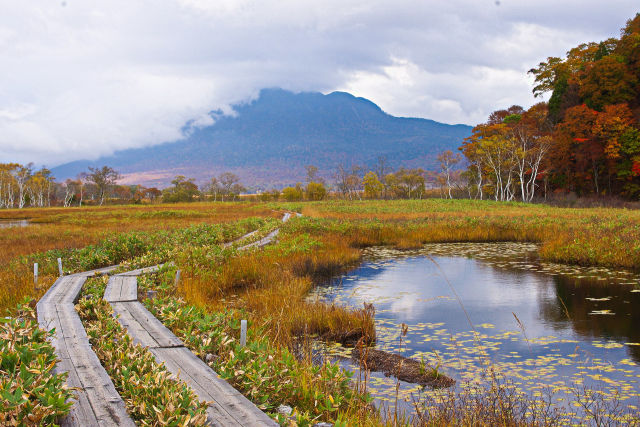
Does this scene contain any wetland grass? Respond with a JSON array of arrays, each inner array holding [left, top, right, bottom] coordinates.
[[3, 199, 640, 425], [0, 202, 277, 313]]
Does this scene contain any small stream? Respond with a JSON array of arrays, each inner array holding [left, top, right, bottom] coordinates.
[[308, 243, 640, 421]]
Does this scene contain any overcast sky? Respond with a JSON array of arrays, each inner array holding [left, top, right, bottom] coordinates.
[[1, 0, 638, 166]]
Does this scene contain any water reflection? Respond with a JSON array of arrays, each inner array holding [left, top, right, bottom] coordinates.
[[0, 219, 31, 229], [309, 243, 640, 417]]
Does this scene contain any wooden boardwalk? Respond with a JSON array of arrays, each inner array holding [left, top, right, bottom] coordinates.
[[236, 212, 294, 250], [37, 268, 135, 427], [36, 212, 298, 426], [106, 270, 277, 426]]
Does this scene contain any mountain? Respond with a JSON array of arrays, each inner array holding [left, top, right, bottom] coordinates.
[[51, 89, 472, 189]]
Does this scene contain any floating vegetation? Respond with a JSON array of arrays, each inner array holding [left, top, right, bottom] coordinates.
[[309, 242, 640, 424]]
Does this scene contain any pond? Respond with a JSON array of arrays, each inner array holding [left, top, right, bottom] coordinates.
[[0, 219, 31, 229], [308, 243, 640, 421]]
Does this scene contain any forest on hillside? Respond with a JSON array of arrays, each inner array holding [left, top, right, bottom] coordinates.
[[461, 13, 640, 200]]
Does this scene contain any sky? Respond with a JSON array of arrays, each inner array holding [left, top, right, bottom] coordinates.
[[0, 0, 638, 166]]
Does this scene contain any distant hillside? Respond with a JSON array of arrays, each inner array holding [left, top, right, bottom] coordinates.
[[52, 89, 472, 189]]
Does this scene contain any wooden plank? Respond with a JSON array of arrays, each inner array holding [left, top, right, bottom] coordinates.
[[228, 212, 294, 251], [105, 276, 138, 302], [112, 302, 161, 348], [56, 356, 100, 427], [117, 265, 162, 276], [54, 302, 134, 426], [238, 229, 280, 250], [150, 347, 276, 426], [60, 277, 87, 305], [223, 229, 259, 248], [37, 276, 66, 308], [114, 301, 182, 348], [36, 273, 135, 426], [150, 347, 240, 426], [119, 276, 138, 301], [103, 276, 120, 302], [72, 265, 120, 277]]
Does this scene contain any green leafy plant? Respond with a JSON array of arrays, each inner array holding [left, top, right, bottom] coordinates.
[[0, 301, 73, 425], [77, 277, 208, 426]]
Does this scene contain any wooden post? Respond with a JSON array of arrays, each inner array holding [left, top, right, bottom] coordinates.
[[240, 319, 247, 347], [174, 269, 181, 287], [34, 263, 38, 286], [57, 258, 63, 276]]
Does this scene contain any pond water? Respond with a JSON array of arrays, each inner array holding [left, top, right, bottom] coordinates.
[[0, 219, 31, 229], [309, 243, 640, 421]]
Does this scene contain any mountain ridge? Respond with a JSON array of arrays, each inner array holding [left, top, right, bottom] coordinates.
[[52, 88, 472, 189]]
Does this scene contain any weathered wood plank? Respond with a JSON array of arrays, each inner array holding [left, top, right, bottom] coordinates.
[[236, 212, 296, 251], [238, 228, 280, 250], [56, 356, 100, 427], [119, 276, 138, 301], [37, 276, 66, 308], [150, 347, 277, 426], [72, 265, 119, 277], [107, 271, 276, 425], [37, 275, 135, 426], [119, 301, 182, 348], [112, 301, 182, 348], [103, 276, 121, 302], [117, 265, 162, 276], [54, 299, 135, 426], [105, 276, 137, 302], [111, 302, 162, 348], [223, 229, 260, 248]]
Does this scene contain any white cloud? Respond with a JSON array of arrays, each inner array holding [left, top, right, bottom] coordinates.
[[0, 0, 637, 165]]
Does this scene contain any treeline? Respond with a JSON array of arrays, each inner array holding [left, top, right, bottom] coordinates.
[[461, 13, 640, 201], [0, 163, 162, 208], [0, 158, 467, 208], [0, 163, 55, 208]]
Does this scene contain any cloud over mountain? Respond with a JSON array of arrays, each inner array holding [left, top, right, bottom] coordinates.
[[1, 0, 637, 166]]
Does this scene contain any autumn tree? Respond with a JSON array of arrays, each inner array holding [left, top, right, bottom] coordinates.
[[306, 181, 326, 200], [162, 175, 200, 203], [282, 183, 304, 201], [385, 168, 425, 199], [362, 171, 384, 199], [202, 177, 222, 201], [523, 13, 640, 199], [334, 164, 363, 200], [305, 165, 325, 184], [218, 172, 243, 201], [437, 150, 461, 199], [87, 166, 121, 206], [461, 104, 552, 201], [579, 56, 638, 111]]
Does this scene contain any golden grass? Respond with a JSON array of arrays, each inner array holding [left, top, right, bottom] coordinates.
[[299, 199, 640, 270], [179, 232, 375, 347], [0, 203, 278, 313]]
